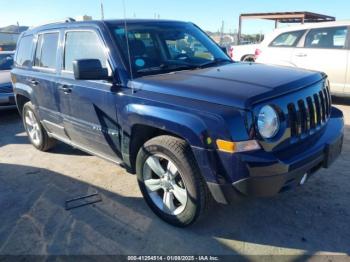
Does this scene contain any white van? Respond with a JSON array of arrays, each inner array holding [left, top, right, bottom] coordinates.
[[255, 21, 350, 96]]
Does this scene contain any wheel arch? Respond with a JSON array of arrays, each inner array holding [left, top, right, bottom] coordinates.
[[15, 93, 31, 115], [120, 104, 210, 173]]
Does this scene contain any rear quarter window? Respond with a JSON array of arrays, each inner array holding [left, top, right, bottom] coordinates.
[[15, 35, 34, 67], [269, 30, 306, 47]]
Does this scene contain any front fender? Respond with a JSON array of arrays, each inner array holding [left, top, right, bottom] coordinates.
[[121, 104, 209, 147], [120, 103, 229, 184]]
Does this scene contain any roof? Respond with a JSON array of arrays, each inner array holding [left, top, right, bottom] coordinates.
[[260, 20, 350, 44], [270, 20, 350, 34], [24, 19, 189, 35], [240, 12, 336, 24]]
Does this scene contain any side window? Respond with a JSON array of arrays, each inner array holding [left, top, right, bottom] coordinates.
[[64, 31, 107, 72], [15, 35, 34, 67], [304, 27, 348, 49], [34, 33, 59, 69], [270, 30, 305, 47]]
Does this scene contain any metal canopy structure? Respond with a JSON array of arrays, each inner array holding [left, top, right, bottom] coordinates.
[[238, 11, 336, 43]]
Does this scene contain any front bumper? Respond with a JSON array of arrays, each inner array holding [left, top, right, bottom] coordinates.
[[205, 107, 344, 204]]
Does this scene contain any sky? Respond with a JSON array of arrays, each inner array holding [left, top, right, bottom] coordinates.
[[1, 0, 350, 34]]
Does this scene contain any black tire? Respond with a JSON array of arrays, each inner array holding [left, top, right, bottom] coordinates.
[[136, 135, 211, 227], [241, 55, 255, 62], [22, 101, 57, 151]]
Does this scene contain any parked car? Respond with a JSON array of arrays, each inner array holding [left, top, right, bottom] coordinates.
[[0, 51, 15, 109], [255, 21, 350, 97], [229, 44, 259, 62], [12, 20, 344, 227]]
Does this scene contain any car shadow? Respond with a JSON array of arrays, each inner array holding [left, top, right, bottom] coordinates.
[[1, 113, 349, 256], [0, 109, 28, 147], [0, 163, 238, 256], [1, 122, 350, 256], [0, 109, 88, 156]]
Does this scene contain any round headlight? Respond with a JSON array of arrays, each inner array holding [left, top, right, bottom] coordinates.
[[257, 105, 280, 139]]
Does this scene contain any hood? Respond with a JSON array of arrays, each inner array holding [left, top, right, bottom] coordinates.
[[0, 70, 11, 85], [134, 63, 324, 109]]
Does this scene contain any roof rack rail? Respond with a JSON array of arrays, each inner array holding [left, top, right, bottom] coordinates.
[[65, 17, 76, 23]]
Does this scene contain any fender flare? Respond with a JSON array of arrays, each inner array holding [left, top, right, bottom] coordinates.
[[121, 104, 209, 147]]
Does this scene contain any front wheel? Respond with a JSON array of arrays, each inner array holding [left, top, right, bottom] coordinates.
[[136, 135, 211, 227], [22, 102, 56, 151]]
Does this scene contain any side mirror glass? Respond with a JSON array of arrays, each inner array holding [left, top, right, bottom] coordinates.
[[73, 59, 109, 80]]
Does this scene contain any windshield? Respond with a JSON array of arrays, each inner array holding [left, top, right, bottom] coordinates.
[[0, 54, 14, 70], [109, 22, 231, 77]]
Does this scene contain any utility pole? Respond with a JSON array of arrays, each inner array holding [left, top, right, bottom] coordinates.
[[220, 20, 224, 45], [100, 0, 105, 20]]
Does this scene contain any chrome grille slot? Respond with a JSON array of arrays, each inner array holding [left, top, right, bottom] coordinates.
[[306, 97, 316, 129], [313, 94, 321, 126], [319, 91, 326, 122], [287, 103, 298, 137]]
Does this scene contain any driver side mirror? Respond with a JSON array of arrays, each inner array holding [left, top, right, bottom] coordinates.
[[73, 59, 109, 80]]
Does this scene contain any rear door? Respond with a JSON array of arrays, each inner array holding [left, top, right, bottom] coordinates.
[[58, 29, 122, 162], [31, 31, 69, 139], [258, 30, 306, 67], [292, 26, 349, 94]]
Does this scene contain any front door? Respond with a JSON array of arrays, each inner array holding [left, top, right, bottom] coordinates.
[[259, 30, 306, 67], [59, 29, 122, 162]]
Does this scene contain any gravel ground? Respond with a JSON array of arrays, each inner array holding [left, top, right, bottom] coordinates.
[[0, 99, 349, 259]]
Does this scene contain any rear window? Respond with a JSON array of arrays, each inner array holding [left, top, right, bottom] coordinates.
[[15, 35, 34, 67], [304, 26, 348, 49], [270, 30, 305, 47], [34, 32, 59, 69]]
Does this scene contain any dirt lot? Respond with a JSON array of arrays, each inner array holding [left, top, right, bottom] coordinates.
[[0, 99, 349, 258]]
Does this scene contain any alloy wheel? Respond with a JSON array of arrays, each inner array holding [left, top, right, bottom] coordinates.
[[142, 154, 188, 215]]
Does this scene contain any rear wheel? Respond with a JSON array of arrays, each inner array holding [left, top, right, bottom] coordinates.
[[22, 102, 56, 151], [136, 135, 210, 227]]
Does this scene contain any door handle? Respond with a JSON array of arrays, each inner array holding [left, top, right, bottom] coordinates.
[[29, 79, 39, 86], [58, 84, 73, 94], [295, 53, 307, 57]]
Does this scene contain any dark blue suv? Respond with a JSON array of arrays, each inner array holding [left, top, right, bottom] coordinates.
[[11, 20, 344, 226]]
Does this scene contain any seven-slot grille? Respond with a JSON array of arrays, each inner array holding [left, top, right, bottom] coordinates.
[[287, 85, 331, 138]]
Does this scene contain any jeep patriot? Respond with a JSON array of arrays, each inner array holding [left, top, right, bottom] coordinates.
[[11, 20, 344, 226]]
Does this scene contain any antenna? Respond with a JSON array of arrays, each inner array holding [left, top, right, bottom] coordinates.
[[122, 0, 135, 94], [100, 0, 105, 20]]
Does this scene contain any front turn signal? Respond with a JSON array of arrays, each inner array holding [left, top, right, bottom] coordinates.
[[216, 139, 260, 153]]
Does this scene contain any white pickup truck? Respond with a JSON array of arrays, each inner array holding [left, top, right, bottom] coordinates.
[[228, 43, 259, 62]]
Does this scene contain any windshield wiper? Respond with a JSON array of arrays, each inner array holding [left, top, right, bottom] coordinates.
[[136, 64, 196, 74], [197, 58, 233, 69]]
